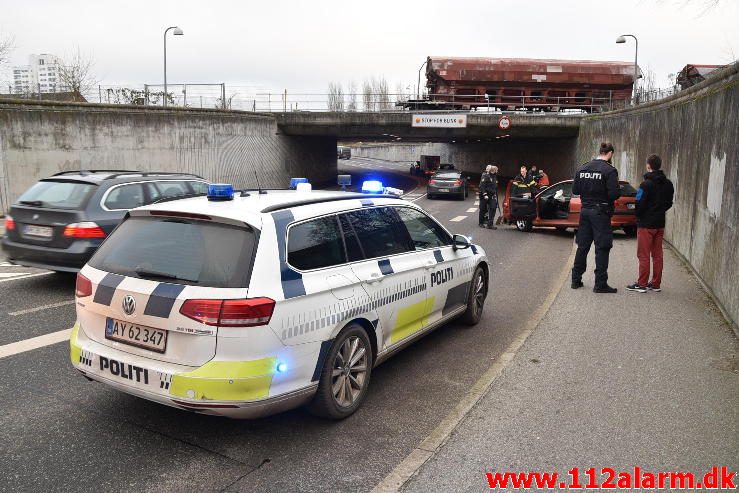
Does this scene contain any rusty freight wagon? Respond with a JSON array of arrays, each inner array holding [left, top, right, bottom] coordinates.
[[412, 56, 636, 112]]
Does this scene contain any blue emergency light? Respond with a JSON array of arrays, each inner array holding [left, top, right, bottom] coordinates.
[[361, 180, 384, 194], [289, 177, 309, 190], [207, 183, 234, 201]]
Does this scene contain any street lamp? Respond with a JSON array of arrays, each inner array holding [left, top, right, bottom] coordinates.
[[163, 26, 184, 107], [417, 60, 427, 100], [616, 34, 639, 101]]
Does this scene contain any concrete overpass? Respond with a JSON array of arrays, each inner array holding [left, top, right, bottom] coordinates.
[[274, 112, 582, 141]]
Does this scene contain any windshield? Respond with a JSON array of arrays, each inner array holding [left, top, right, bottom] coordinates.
[[17, 180, 95, 209], [88, 216, 256, 288], [619, 182, 637, 197]]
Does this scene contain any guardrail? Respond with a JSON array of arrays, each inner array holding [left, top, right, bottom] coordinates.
[[1, 84, 678, 114]]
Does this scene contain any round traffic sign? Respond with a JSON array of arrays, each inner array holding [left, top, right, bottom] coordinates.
[[498, 115, 511, 130]]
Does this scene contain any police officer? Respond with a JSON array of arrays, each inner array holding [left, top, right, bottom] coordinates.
[[478, 165, 498, 229], [571, 142, 621, 293]]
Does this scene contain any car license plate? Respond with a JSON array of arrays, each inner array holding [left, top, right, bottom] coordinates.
[[627, 203, 635, 209], [24, 225, 53, 238], [105, 318, 167, 353], [440, 189, 449, 192]]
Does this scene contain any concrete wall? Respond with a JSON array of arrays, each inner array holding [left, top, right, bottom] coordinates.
[[576, 63, 738, 328], [0, 101, 337, 213], [351, 138, 577, 182]]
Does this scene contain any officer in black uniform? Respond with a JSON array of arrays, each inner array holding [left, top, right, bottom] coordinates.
[[571, 142, 621, 293], [478, 165, 498, 229]]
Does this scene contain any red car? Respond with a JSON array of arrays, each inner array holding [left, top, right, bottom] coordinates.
[[502, 179, 638, 234]]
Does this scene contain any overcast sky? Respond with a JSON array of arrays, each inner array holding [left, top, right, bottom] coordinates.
[[1, 0, 737, 98]]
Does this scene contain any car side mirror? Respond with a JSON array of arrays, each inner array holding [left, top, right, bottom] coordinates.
[[452, 234, 471, 250]]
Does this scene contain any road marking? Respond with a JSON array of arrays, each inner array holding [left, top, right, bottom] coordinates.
[[0, 328, 72, 359], [0, 272, 54, 284], [9, 300, 76, 316], [409, 194, 427, 203], [466, 208, 477, 213], [449, 216, 467, 222], [372, 242, 577, 493], [474, 201, 480, 206], [0, 262, 23, 267], [0, 272, 30, 278]]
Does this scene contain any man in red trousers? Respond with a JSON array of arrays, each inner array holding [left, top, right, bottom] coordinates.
[[626, 154, 675, 293]]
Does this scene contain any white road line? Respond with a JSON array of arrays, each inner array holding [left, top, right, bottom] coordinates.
[[0, 328, 72, 359], [449, 216, 467, 222], [466, 208, 477, 213], [0, 262, 23, 267], [0, 272, 54, 284], [9, 300, 76, 316], [410, 194, 427, 203], [474, 201, 480, 206], [371, 243, 578, 493], [0, 272, 29, 278]]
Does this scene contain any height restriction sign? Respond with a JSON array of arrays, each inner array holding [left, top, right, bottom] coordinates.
[[498, 115, 511, 130]]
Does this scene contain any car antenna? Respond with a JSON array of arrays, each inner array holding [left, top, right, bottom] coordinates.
[[254, 170, 266, 194]]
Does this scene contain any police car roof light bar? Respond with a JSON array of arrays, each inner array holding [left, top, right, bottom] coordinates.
[[289, 177, 309, 189], [361, 180, 384, 193], [207, 183, 234, 201]]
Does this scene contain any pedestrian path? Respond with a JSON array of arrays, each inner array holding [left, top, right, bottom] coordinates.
[[392, 237, 738, 491]]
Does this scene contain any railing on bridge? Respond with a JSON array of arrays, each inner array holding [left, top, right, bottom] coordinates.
[[1, 83, 681, 114]]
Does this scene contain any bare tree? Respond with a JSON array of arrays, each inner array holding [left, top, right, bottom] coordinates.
[[58, 48, 99, 101], [362, 80, 373, 111], [347, 81, 358, 111], [372, 77, 391, 110], [0, 35, 13, 66], [327, 82, 344, 111]]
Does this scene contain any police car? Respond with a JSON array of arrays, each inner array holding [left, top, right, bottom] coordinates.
[[70, 183, 489, 419]]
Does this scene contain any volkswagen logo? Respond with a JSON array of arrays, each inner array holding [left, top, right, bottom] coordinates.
[[122, 295, 136, 315]]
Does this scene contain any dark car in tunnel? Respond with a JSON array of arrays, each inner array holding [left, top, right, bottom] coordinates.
[[501, 179, 638, 234], [427, 170, 469, 200], [2, 170, 208, 272]]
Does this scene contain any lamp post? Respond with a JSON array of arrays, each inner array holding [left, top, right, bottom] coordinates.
[[163, 26, 184, 107], [616, 34, 638, 102], [417, 59, 427, 100]]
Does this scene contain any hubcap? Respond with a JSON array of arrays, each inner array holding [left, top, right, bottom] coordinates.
[[516, 220, 526, 230], [331, 336, 368, 408]]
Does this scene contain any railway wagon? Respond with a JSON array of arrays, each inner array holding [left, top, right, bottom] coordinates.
[[423, 56, 636, 112]]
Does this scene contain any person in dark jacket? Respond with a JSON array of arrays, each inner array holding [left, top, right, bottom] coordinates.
[[571, 142, 621, 293], [478, 165, 498, 229], [511, 165, 535, 197], [626, 154, 675, 293]]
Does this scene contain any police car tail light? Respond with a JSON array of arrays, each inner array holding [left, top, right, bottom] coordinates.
[[179, 297, 275, 327], [75, 273, 92, 298], [4, 216, 15, 231], [219, 298, 275, 327], [64, 222, 106, 238]]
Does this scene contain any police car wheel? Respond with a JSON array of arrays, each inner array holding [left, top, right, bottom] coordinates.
[[462, 266, 487, 325], [308, 324, 373, 419]]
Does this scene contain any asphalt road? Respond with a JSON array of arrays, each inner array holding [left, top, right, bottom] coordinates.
[[0, 158, 575, 492]]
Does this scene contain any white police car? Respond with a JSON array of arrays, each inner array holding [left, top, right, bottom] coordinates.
[[70, 183, 489, 419]]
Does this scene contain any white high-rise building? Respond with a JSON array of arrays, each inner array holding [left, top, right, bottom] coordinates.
[[13, 54, 64, 94]]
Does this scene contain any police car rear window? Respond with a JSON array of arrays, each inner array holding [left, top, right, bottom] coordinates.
[[88, 216, 255, 288]]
